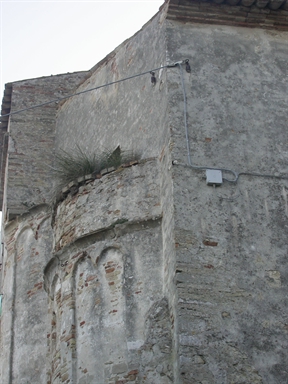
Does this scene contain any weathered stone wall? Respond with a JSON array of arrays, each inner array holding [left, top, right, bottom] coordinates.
[[2, 72, 89, 220], [53, 159, 162, 252], [0, 4, 180, 383], [1, 2, 288, 383], [51, 6, 179, 382], [166, 20, 288, 383], [54, 8, 168, 160], [44, 229, 170, 384], [46, 159, 174, 383]]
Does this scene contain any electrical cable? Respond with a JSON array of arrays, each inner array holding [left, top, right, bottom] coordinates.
[[1, 63, 180, 119], [176, 63, 238, 183], [174, 63, 288, 183], [178, 63, 192, 166], [0, 60, 188, 212], [1, 60, 287, 184], [237, 171, 287, 181]]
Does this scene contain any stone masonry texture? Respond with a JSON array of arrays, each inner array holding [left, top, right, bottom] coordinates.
[[0, 1, 287, 383]]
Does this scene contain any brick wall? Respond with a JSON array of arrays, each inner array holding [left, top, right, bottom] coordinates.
[[1, 71, 89, 220]]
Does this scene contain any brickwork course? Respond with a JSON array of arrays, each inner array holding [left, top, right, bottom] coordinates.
[[0, 0, 288, 383]]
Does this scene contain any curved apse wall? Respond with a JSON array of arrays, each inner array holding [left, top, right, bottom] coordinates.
[[44, 159, 173, 383]]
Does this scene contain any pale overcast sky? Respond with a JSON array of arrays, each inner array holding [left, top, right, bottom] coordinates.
[[0, 0, 164, 96], [0, 0, 163, 218]]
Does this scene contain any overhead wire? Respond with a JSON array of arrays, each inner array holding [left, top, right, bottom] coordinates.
[[1, 60, 287, 184], [1, 63, 176, 119], [0, 60, 186, 202]]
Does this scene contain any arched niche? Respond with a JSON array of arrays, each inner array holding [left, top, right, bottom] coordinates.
[[73, 247, 128, 383], [35, 215, 53, 266], [73, 254, 102, 383], [46, 274, 62, 384], [12, 226, 47, 384]]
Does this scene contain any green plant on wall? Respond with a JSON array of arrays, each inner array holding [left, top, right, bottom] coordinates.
[[53, 145, 136, 194]]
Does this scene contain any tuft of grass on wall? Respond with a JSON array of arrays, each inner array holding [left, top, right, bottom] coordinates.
[[53, 145, 136, 196]]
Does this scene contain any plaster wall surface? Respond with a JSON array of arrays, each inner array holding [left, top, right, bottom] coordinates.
[[54, 8, 168, 160], [50, 8, 179, 382], [0, 5, 179, 382], [47, 158, 174, 383], [45, 221, 171, 383], [1, 2, 288, 384], [166, 21, 288, 383]]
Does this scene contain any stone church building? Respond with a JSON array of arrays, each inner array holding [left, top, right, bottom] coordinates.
[[0, 0, 287, 383]]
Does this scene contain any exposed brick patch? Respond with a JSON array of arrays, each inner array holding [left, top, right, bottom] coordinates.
[[127, 369, 138, 376], [86, 275, 96, 282], [55, 160, 140, 207], [203, 239, 218, 246], [167, 1, 288, 30]]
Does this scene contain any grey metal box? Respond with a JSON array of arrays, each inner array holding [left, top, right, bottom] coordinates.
[[206, 169, 223, 186]]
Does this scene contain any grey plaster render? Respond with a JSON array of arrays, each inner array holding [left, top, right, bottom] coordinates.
[[0, 1, 288, 383]]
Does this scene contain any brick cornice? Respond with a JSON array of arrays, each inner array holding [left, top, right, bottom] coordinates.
[[166, 0, 288, 30]]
